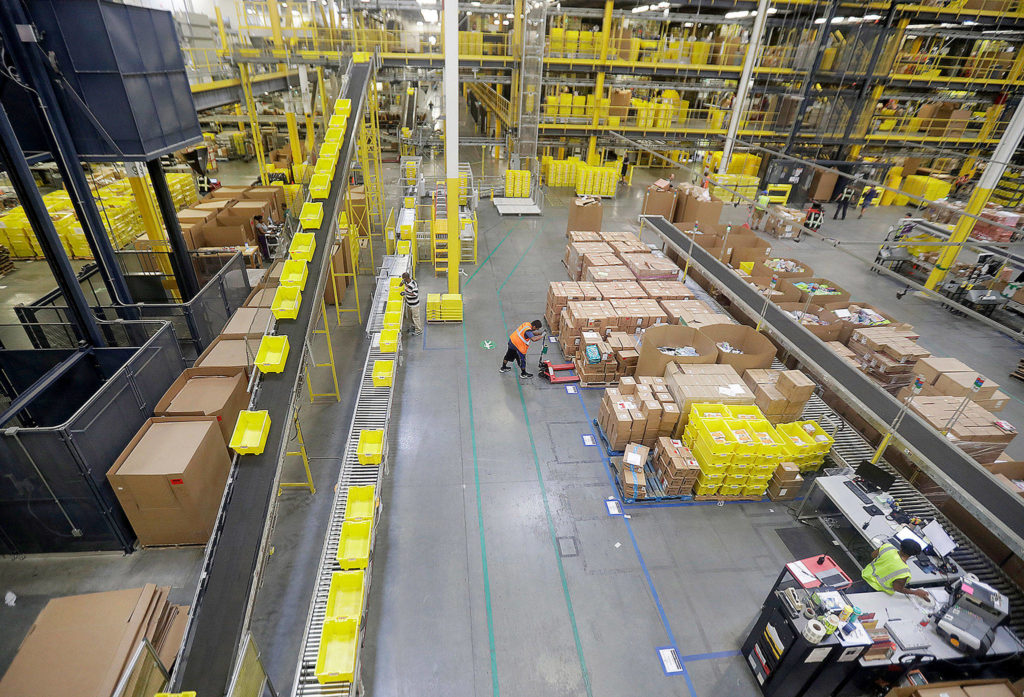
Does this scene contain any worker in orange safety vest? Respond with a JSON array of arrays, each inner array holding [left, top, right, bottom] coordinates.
[[500, 319, 543, 378]]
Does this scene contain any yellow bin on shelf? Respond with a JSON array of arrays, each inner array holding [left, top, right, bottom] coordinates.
[[372, 360, 394, 387], [271, 285, 302, 320], [279, 259, 309, 289], [357, 429, 384, 464], [379, 329, 398, 353], [230, 410, 271, 455], [344, 485, 377, 520], [325, 571, 366, 622], [289, 232, 316, 261], [336, 519, 372, 568], [299, 202, 324, 229], [315, 618, 359, 684], [255, 335, 290, 373]]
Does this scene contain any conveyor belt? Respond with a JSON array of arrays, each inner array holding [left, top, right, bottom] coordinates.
[[366, 254, 412, 335], [171, 60, 374, 696], [291, 261, 407, 696], [644, 215, 1024, 558]]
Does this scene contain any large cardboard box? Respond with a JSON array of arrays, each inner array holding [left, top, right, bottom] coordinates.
[[194, 336, 262, 375], [243, 186, 285, 219], [195, 198, 236, 212], [777, 302, 842, 341], [749, 258, 814, 280], [107, 417, 231, 546], [609, 88, 632, 117], [700, 324, 777, 372], [782, 277, 851, 304], [244, 287, 277, 308], [210, 185, 250, 199], [914, 356, 973, 385], [324, 241, 349, 305], [154, 367, 250, 445], [642, 182, 678, 218], [221, 306, 274, 339], [568, 196, 603, 234], [808, 170, 838, 201], [680, 192, 724, 226], [177, 209, 214, 225], [934, 370, 1000, 400], [635, 324, 718, 376], [201, 221, 251, 247]]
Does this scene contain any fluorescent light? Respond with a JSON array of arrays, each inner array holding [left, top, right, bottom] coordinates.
[[421, 8, 437, 22], [767, 7, 778, 13], [506, 12, 514, 17], [683, 21, 693, 26], [471, 1, 480, 4], [428, 35, 437, 44], [725, 10, 749, 18], [417, 20, 423, 25], [863, 14, 882, 20], [502, 19, 509, 24], [657, 1, 669, 7], [631, 5, 650, 13]]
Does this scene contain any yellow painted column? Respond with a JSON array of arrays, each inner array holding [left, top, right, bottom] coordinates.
[[215, 7, 229, 55], [444, 0, 460, 295], [305, 114, 315, 155], [126, 172, 179, 300], [587, 136, 598, 164], [287, 112, 303, 163], [268, 0, 286, 70], [923, 185, 991, 289], [317, 67, 330, 131], [446, 178, 461, 294], [235, 104, 246, 138]]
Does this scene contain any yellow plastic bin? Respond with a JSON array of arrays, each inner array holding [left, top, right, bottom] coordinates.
[[796, 420, 834, 455], [324, 127, 344, 143], [379, 329, 398, 353], [299, 201, 324, 229], [230, 410, 271, 455], [728, 405, 765, 421], [280, 259, 309, 289], [320, 141, 340, 159], [271, 285, 302, 320], [315, 618, 359, 684], [344, 485, 377, 520], [289, 232, 316, 261], [314, 155, 337, 176], [336, 519, 372, 569], [325, 571, 366, 622], [372, 360, 394, 387], [255, 335, 290, 373], [383, 309, 401, 329], [309, 173, 332, 199], [356, 429, 384, 465]]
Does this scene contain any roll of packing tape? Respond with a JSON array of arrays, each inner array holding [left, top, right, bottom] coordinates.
[[822, 614, 840, 634], [803, 607, 816, 620], [803, 619, 826, 644]]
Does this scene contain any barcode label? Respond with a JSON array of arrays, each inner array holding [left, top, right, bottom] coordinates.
[[565, 385, 578, 394], [658, 647, 683, 674], [582, 434, 596, 446], [605, 499, 622, 516]]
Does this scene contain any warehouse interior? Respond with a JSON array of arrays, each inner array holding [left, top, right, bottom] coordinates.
[[2, 1, 1024, 697]]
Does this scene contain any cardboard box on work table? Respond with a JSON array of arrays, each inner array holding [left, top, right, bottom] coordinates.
[[220, 306, 274, 339], [700, 324, 777, 373], [107, 417, 231, 546], [634, 324, 718, 376], [567, 196, 603, 234], [243, 286, 277, 308]]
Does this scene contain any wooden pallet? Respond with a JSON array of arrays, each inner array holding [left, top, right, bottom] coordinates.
[[1011, 359, 1024, 384]]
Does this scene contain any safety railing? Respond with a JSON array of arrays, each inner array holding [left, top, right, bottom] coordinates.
[[891, 51, 1020, 82], [868, 110, 1002, 142]]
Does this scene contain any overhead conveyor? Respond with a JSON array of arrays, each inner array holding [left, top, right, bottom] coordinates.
[[643, 214, 1024, 559], [170, 58, 375, 697]]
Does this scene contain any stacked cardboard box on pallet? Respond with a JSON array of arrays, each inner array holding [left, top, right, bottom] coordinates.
[[909, 396, 1016, 465], [610, 298, 668, 333], [652, 437, 700, 495], [663, 363, 755, 432], [616, 446, 648, 499], [620, 252, 682, 280], [767, 461, 804, 500], [585, 264, 636, 282], [907, 356, 1009, 412], [743, 369, 814, 424], [545, 281, 601, 332], [846, 326, 930, 394], [575, 330, 620, 384], [558, 300, 618, 358], [581, 252, 624, 280], [565, 241, 613, 280], [608, 238, 650, 259], [596, 381, 681, 449], [568, 230, 603, 243], [640, 280, 694, 301], [659, 299, 733, 328], [594, 280, 647, 300]]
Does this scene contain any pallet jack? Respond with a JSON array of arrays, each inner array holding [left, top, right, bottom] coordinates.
[[538, 332, 580, 384]]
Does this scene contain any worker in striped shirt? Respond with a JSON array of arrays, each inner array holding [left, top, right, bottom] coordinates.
[[400, 272, 422, 335]]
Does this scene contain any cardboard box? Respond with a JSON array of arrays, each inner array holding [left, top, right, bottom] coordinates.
[[195, 198, 236, 212], [622, 442, 650, 472], [914, 689, 969, 697], [177, 209, 214, 225], [914, 356, 974, 385], [777, 302, 841, 341], [244, 186, 285, 220], [767, 475, 803, 501], [777, 370, 815, 401], [567, 196, 603, 234], [154, 367, 250, 446], [782, 277, 851, 304], [221, 306, 274, 338], [107, 417, 231, 546], [700, 324, 777, 372], [933, 370, 1000, 401], [635, 324, 718, 376], [200, 222, 251, 247], [642, 184, 678, 219], [210, 185, 250, 199], [243, 287, 277, 308], [987, 462, 1024, 498], [962, 682, 1019, 697], [194, 336, 262, 375]]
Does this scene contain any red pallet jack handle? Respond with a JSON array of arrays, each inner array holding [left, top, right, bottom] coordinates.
[[540, 359, 579, 384]]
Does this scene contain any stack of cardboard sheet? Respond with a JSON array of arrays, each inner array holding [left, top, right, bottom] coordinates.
[[639, 280, 694, 301], [0, 585, 188, 697], [743, 369, 815, 424], [909, 396, 1016, 464], [545, 281, 601, 333], [652, 437, 700, 495], [564, 241, 613, 279], [767, 461, 804, 501], [846, 326, 931, 394], [663, 363, 755, 432], [619, 252, 681, 280]]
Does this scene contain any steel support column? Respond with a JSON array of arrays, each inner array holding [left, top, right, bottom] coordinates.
[[783, 0, 839, 154], [0, 104, 105, 347], [720, 0, 770, 175], [147, 160, 201, 300], [0, 2, 134, 306], [924, 97, 1024, 289], [445, 0, 461, 293]]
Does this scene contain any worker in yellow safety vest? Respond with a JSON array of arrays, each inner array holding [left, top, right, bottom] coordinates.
[[861, 538, 931, 599], [500, 319, 543, 379]]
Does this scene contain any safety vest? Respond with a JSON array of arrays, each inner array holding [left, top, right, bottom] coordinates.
[[839, 187, 854, 202], [805, 209, 823, 230], [756, 195, 769, 211], [510, 321, 533, 353], [861, 542, 911, 594]]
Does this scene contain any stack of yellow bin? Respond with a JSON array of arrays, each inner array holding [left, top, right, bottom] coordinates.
[[575, 163, 618, 196], [425, 293, 463, 322], [504, 169, 531, 198], [775, 420, 834, 472]]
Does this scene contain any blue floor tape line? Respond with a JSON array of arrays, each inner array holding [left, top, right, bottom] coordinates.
[[680, 650, 742, 663]]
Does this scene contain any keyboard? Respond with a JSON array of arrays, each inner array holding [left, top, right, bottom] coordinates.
[[844, 479, 873, 504]]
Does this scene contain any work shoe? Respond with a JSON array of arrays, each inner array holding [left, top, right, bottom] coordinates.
[[499, 366, 511, 373], [520, 371, 533, 378]]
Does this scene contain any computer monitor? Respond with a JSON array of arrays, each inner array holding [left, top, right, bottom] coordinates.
[[856, 461, 896, 493]]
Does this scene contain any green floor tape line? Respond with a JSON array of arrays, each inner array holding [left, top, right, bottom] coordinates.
[[465, 224, 516, 287], [462, 318, 501, 697], [496, 225, 595, 697]]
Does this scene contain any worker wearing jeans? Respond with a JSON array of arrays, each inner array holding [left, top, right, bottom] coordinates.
[[399, 272, 422, 335], [500, 319, 542, 378]]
